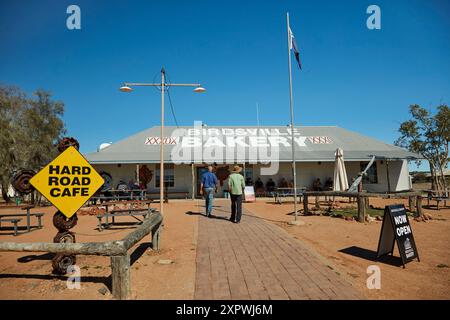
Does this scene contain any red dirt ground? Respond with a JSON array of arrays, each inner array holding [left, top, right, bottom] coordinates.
[[244, 197, 450, 300], [0, 201, 199, 300], [0, 197, 449, 300]]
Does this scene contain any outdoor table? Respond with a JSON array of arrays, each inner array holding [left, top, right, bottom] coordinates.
[[425, 189, 449, 209], [92, 199, 153, 227], [21, 205, 34, 232], [275, 187, 306, 204], [108, 189, 146, 200], [0, 205, 44, 235], [90, 189, 147, 204], [95, 200, 155, 231]]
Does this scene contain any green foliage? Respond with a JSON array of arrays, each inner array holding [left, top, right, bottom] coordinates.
[[0, 85, 66, 201], [395, 104, 449, 191]]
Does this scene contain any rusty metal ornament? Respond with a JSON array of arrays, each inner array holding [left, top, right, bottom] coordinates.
[[138, 165, 153, 188], [99, 171, 113, 191], [215, 166, 230, 187], [53, 231, 76, 244], [53, 211, 78, 231], [57, 137, 80, 153], [51, 137, 80, 275], [11, 169, 36, 195], [52, 254, 76, 275]]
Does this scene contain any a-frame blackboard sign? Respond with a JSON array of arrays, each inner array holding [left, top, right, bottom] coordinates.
[[376, 204, 420, 268]]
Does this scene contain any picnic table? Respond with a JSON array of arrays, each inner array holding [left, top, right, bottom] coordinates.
[[274, 187, 307, 204], [146, 189, 190, 202], [89, 189, 147, 204], [425, 189, 449, 210], [0, 205, 44, 236], [94, 199, 155, 231]]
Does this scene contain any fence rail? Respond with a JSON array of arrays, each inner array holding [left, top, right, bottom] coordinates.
[[301, 191, 423, 222], [0, 212, 163, 299]]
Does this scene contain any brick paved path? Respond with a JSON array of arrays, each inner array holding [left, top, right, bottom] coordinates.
[[194, 202, 363, 300]]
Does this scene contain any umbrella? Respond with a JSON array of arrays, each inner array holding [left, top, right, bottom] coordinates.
[[333, 148, 349, 191]]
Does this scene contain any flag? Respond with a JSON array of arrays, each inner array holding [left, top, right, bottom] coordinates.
[[289, 26, 302, 70]]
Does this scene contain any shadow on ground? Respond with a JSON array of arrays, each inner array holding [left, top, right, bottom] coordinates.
[[185, 211, 230, 221], [339, 246, 403, 267], [0, 273, 111, 289], [18, 253, 55, 263]]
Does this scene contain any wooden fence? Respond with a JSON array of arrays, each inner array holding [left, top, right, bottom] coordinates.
[[0, 212, 163, 300], [302, 191, 424, 222]]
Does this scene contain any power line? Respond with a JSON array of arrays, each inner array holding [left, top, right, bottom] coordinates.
[[166, 87, 179, 128], [160, 71, 180, 128]]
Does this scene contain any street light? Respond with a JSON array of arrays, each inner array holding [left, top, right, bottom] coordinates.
[[119, 67, 205, 216], [119, 85, 133, 92], [194, 86, 206, 93]]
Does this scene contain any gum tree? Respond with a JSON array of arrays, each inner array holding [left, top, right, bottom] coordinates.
[[395, 104, 449, 192], [0, 86, 26, 201], [0, 85, 66, 202]]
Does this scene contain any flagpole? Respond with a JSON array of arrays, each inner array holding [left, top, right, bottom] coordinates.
[[287, 12, 299, 221]]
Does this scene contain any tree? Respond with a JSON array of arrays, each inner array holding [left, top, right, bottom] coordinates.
[[395, 104, 449, 192], [0, 85, 66, 202], [0, 86, 27, 202], [21, 89, 66, 170]]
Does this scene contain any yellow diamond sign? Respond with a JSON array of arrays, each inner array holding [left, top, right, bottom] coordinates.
[[30, 146, 104, 218]]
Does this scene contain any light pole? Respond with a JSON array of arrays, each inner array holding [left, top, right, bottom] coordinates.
[[120, 67, 205, 215]]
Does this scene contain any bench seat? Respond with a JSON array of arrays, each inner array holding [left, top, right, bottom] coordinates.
[[0, 218, 23, 236]]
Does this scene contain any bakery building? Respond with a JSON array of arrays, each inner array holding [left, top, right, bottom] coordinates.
[[84, 125, 420, 198]]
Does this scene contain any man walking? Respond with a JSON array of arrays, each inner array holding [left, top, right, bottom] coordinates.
[[228, 165, 245, 223], [200, 165, 218, 217]]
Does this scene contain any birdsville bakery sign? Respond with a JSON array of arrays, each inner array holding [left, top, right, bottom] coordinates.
[[144, 127, 333, 147]]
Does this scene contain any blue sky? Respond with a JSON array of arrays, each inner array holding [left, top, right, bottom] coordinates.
[[1, 0, 449, 170]]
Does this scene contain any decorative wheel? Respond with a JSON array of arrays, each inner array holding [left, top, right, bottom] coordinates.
[[99, 171, 113, 191], [11, 169, 36, 195], [53, 211, 78, 231], [52, 254, 76, 275], [57, 137, 80, 152], [53, 231, 76, 243]]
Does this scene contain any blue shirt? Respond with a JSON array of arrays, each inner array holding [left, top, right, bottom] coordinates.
[[201, 172, 218, 188]]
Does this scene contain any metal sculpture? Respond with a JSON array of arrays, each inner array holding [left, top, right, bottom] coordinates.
[[11, 169, 36, 195], [57, 137, 80, 152], [51, 137, 79, 274]]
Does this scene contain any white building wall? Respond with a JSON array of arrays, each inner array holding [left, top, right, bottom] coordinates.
[[92, 159, 411, 197], [252, 160, 411, 192], [373, 159, 411, 192]]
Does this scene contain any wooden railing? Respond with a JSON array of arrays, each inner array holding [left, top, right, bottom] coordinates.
[[302, 191, 424, 222], [0, 212, 163, 300]]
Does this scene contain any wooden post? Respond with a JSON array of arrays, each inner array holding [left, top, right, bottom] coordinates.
[[314, 196, 320, 210], [357, 194, 366, 222], [416, 196, 423, 218], [191, 163, 195, 200], [152, 226, 162, 251], [303, 194, 309, 215], [164, 183, 168, 203], [136, 165, 140, 185], [386, 160, 391, 193], [110, 254, 131, 300], [408, 196, 415, 212]]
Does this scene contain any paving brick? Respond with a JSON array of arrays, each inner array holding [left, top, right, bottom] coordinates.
[[194, 202, 363, 300]]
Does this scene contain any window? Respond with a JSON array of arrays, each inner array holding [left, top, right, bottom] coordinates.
[[155, 164, 175, 188], [360, 161, 378, 184]]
